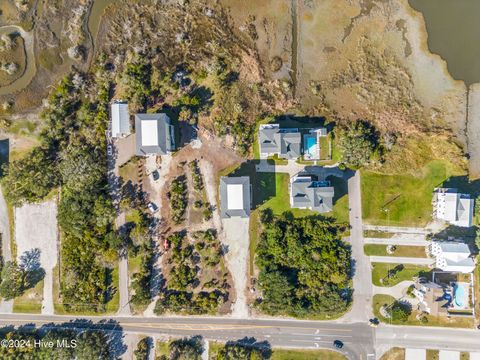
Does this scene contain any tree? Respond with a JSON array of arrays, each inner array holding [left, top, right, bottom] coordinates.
[[339, 120, 383, 168], [1, 146, 59, 206], [134, 337, 150, 360], [75, 331, 110, 360], [169, 337, 203, 360], [0, 261, 24, 300], [387, 301, 411, 323]]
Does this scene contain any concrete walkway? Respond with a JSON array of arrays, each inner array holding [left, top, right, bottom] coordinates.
[[369, 256, 434, 265], [364, 237, 429, 246], [363, 225, 430, 234], [373, 280, 414, 298], [255, 160, 345, 180], [0, 188, 12, 313]]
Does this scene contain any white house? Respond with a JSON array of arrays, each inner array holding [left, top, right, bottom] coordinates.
[[433, 188, 474, 228], [219, 176, 251, 218], [110, 101, 131, 138], [430, 241, 475, 273]]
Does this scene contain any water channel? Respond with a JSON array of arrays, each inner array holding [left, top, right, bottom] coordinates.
[[409, 0, 480, 86]]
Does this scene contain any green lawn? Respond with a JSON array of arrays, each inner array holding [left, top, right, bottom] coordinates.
[[371, 263, 430, 287], [373, 294, 473, 328], [209, 342, 345, 360], [105, 264, 119, 313], [319, 136, 330, 160], [364, 244, 427, 258], [271, 349, 346, 360], [361, 160, 459, 226], [156, 341, 169, 358], [13, 279, 44, 314], [363, 230, 394, 238]]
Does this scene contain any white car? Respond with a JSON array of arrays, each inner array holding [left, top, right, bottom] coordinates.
[[147, 202, 158, 213]]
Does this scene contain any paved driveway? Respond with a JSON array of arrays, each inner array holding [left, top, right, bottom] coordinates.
[[15, 200, 58, 315], [340, 171, 373, 323]]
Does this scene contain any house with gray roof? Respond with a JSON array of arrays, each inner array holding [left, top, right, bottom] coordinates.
[[219, 176, 251, 218], [111, 101, 131, 138], [135, 113, 175, 156], [289, 174, 334, 213], [258, 123, 301, 159]]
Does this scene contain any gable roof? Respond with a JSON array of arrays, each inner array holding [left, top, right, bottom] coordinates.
[[219, 176, 251, 218], [279, 132, 302, 159], [258, 125, 302, 158], [111, 101, 130, 137], [291, 176, 334, 213], [135, 113, 175, 155]]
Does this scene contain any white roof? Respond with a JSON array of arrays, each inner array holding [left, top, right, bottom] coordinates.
[[439, 350, 460, 360], [469, 353, 480, 360], [111, 102, 130, 137], [227, 184, 244, 210], [406, 348, 426, 360], [141, 120, 159, 146]]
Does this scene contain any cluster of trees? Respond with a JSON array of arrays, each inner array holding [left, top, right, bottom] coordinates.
[[157, 336, 204, 360], [130, 241, 154, 307], [155, 231, 228, 315], [212, 339, 271, 360], [0, 328, 112, 359], [168, 176, 187, 224], [189, 160, 203, 191], [2, 68, 118, 311], [255, 210, 351, 318], [339, 120, 383, 168]]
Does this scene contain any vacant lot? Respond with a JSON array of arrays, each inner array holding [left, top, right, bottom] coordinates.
[[364, 244, 427, 258], [371, 262, 430, 287], [15, 200, 57, 315], [362, 160, 458, 226]]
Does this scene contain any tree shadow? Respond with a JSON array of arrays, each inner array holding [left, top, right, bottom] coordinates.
[[19, 248, 45, 290], [0, 138, 9, 177]]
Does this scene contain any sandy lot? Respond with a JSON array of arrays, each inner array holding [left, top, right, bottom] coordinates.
[[221, 217, 250, 318], [15, 200, 58, 315]]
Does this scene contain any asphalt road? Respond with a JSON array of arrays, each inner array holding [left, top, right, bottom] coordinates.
[[0, 314, 374, 360]]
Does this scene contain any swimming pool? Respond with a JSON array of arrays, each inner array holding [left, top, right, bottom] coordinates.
[[305, 136, 317, 157], [454, 283, 466, 308]]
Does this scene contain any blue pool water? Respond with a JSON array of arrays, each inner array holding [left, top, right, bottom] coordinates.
[[306, 136, 316, 157], [454, 284, 466, 308]]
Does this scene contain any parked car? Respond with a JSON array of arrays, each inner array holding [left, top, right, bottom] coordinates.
[[333, 340, 343, 349], [151, 170, 160, 181], [107, 144, 113, 156], [147, 202, 158, 213]]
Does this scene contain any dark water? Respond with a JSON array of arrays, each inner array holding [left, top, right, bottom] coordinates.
[[409, 0, 480, 85]]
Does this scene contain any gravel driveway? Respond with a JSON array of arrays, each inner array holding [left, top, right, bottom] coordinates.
[[15, 200, 58, 315], [222, 217, 250, 318]]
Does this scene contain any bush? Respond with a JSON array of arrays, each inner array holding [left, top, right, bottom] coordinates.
[[339, 120, 383, 168], [387, 301, 411, 322], [168, 176, 187, 224]]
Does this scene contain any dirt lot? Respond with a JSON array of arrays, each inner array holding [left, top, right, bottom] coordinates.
[[14, 199, 58, 315]]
